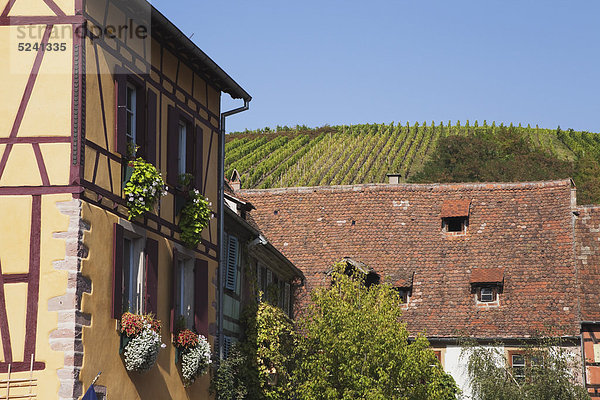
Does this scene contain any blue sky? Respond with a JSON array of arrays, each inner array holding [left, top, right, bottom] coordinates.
[[151, 1, 600, 133]]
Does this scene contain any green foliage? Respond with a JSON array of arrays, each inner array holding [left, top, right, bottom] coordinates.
[[463, 339, 589, 400], [240, 301, 298, 400], [211, 344, 248, 400], [293, 263, 459, 400], [225, 123, 600, 204], [573, 155, 600, 205], [179, 186, 212, 249], [123, 158, 166, 220], [409, 127, 574, 184]]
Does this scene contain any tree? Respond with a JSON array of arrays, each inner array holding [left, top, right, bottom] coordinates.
[[463, 339, 589, 400], [293, 263, 459, 400]]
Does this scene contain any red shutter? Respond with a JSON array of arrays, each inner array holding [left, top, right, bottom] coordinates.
[[115, 74, 127, 156], [112, 223, 124, 318], [194, 126, 203, 190], [167, 106, 180, 186], [145, 238, 159, 315], [170, 248, 178, 332], [145, 89, 157, 165], [136, 83, 146, 159], [194, 259, 209, 336]]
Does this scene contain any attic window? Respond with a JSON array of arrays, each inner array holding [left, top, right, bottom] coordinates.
[[478, 287, 496, 302], [394, 287, 411, 304], [443, 217, 467, 233], [470, 267, 504, 306], [441, 199, 471, 234]]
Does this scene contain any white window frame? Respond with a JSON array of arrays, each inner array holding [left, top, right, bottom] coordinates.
[[511, 353, 526, 379], [126, 83, 137, 145], [480, 287, 495, 302], [178, 120, 187, 176], [122, 232, 144, 314], [175, 256, 195, 330]]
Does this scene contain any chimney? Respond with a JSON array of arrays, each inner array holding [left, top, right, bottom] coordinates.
[[387, 173, 402, 184], [230, 169, 241, 191]]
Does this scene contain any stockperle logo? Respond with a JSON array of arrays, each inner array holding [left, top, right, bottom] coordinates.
[[7, 0, 152, 76]]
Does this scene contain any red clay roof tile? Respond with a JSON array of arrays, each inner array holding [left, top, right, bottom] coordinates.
[[240, 179, 582, 338]]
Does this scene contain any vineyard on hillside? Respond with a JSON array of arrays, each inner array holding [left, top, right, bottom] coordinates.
[[225, 122, 600, 189]]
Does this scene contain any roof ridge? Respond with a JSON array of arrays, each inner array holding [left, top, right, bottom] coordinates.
[[238, 179, 573, 195]]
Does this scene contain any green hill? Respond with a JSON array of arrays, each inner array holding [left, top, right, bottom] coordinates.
[[225, 121, 600, 191]]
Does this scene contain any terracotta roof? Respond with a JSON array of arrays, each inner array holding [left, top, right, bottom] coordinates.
[[240, 180, 582, 338], [470, 267, 504, 284], [575, 205, 600, 322], [441, 199, 471, 218]]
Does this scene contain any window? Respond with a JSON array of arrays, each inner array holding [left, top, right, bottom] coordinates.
[[175, 257, 195, 330], [167, 106, 204, 188], [112, 224, 159, 318], [178, 120, 187, 176], [442, 216, 467, 233], [479, 287, 495, 302], [395, 288, 410, 304], [122, 235, 144, 314], [511, 353, 526, 380], [126, 84, 137, 146]]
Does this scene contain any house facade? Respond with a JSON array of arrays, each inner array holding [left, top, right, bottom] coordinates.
[[239, 178, 600, 398], [0, 0, 250, 398], [223, 178, 303, 354]]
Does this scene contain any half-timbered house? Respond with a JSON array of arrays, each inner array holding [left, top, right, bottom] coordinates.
[[0, 0, 250, 398]]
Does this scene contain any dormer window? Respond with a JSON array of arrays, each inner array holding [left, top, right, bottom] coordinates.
[[441, 199, 471, 235], [391, 271, 414, 306], [443, 216, 467, 233], [470, 267, 504, 307]]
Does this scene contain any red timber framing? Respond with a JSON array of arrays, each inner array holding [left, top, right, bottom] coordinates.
[[0, 196, 45, 372], [582, 325, 600, 398], [79, 0, 221, 261], [0, 1, 86, 375]]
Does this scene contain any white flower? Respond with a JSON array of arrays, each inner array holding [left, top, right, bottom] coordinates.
[[123, 325, 163, 373], [180, 335, 211, 384]]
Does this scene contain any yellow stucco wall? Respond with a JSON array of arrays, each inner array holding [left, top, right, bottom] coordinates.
[[0, 194, 74, 399], [79, 202, 217, 398]]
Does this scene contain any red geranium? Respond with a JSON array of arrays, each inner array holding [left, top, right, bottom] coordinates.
[[120, 312, 144, 337], [175, 329, 199, 350], [120, 313, 161, 337]]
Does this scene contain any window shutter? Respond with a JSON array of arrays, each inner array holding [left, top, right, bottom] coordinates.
[[135, 83, 146, 159], [145, 89, 157, 165], [167, 106, 180, 186], [194, 125, 203, 190], [194, 258, 209, 336], [170, 248, 178, 332], [115, 74, 127, 156], [223, 335, 232, 359], [145, 238, 159, 315], [112, 223, 124, 318], [225, 236, 238, 291]]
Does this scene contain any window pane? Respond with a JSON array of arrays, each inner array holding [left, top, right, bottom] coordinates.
[[176, 258, 195, 330], [178, 122, 187, 175], [480, 287, 494, 302], [122, 238, 132, 313], [126, 85, 136, 144]]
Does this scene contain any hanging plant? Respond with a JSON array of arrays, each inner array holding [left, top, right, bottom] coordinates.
[[123, 158, 167, 220], [119, 312, 165, 373], [174, 329, 212, 386], [177, 174, 213, 248]]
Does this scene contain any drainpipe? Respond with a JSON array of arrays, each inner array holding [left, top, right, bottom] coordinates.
[[218, 98, 250, 360]]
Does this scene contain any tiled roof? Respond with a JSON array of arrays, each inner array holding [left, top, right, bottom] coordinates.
[[576, 205, 600, 322], [470, 267, 504, 284], [240, 179, 582, 338], [441, 199, 471, 218]]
